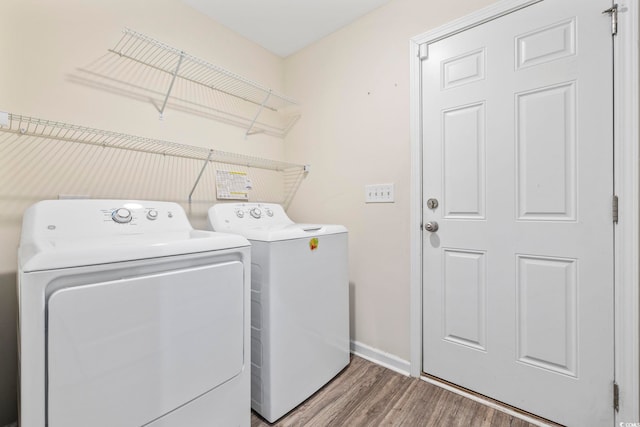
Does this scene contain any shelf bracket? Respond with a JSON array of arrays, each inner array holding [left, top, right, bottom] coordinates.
[[245, 90, 272, 137], [188, 149, 214, 204], [159, 51, 185, 119]]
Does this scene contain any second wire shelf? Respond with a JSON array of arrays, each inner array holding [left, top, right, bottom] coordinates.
[[88, 28, 301, 138]]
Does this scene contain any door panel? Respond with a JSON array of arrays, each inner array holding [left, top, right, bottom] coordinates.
[[516, 82, 576, 220], [516, 255, 578, 376], [443, 102, 486, 219], [421, 1, 614, 425]]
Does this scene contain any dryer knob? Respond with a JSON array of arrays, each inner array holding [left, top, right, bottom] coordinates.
[[265, 208, 273, 217], [112, 208, 132, 224], [146, 209, 158, 220], [250, 208, 262, 219], [235, 210, 245, 218]]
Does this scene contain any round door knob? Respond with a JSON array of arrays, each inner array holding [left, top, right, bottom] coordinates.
[[424, 221, 439, 232], [112, 208, 132, 224]]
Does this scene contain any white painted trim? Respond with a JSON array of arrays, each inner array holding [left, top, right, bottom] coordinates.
[[419, 376, 554, 427], [410, 0, 541, 47], [409, 0, 640, 423], [350, 341, 410, 377], [408, 38, 423, 378], [614, 1, 640, 424]]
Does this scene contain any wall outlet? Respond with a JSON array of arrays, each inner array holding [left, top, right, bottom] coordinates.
[[365, 183, 394, 203]]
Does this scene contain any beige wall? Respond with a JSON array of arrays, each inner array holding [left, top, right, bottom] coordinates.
[[0, 0, 504, 423], [284, 0, 496, 361], [0, 1, 286, 423]]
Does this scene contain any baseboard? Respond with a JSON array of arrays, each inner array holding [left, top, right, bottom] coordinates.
[[350, 341, 411, 377]]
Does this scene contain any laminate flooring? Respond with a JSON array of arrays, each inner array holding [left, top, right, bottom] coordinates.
[[251, 355, 544, 427]]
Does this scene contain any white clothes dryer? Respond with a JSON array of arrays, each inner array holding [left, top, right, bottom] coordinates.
[[208, 203, 349, 423], [18, 200, 251, 427]]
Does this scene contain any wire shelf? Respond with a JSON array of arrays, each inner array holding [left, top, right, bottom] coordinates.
[[0, 112, 308, 211], [3, 113, 304, 171], [103, 28, 300, 137]]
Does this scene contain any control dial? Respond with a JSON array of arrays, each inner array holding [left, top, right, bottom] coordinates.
[[146, 209, 158, 221], [112, 208, 132, 224], [265, 208, 273, 217], [250, 207, 262, 219], [235, 210, 245, 218]]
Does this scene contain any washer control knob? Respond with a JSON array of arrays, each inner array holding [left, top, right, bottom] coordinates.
[[112, 208, 132, 224], [265, 208, 273, 217], [250, 207, 262, 219], [146, 209, 158, 221], [235, 210, 245, 218]]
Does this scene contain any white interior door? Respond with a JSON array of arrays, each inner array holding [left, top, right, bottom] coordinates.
[[421, 1, 615, 425]]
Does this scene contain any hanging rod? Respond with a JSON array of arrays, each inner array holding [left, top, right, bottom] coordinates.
[[0, 112, 306, 172]]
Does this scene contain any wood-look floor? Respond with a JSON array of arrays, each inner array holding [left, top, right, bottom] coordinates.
[[251, 355, 542, 427]]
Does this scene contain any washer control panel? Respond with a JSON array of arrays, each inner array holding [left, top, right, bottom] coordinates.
[[232, 205, 276, 221], [210, 203, 291, 231]]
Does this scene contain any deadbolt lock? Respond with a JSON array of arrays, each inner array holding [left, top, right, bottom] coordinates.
[[427, 198, 439, 209]]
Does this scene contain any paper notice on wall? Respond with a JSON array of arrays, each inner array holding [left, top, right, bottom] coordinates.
[[216, 170, 251, 200]]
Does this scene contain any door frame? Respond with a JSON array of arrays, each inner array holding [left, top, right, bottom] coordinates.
[[408, 0, 639, 423]]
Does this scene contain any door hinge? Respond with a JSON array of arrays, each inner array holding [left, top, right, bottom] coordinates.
[[418, 43, 428, 60], [603, 4, 618, 36], [614, 382, 620, 412], [613, 195, 619, 223]]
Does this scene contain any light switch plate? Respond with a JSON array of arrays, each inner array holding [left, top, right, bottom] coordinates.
[[365, 183, 394, 203]]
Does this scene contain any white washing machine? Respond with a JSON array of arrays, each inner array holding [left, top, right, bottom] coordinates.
[[208, 203, 349, 423], [18, 200, 251, 427]]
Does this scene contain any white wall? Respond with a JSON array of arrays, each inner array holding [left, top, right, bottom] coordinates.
[[284, 0, 497, 362], [0, 1, 286, 423]]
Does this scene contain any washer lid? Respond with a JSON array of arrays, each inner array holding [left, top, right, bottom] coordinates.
[[19, 230, 249, 272], [226, 223, 347, 242]]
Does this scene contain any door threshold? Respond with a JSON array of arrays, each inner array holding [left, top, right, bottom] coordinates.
[[420, 373, 564, 427]]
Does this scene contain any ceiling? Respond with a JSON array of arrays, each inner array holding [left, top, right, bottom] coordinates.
[[181, 0, 393, 57]]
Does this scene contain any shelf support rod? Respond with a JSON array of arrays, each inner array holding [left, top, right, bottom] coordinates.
[[159, 51, 185, 118], [188, 149, 214, 204], [245, 90, 272, 137]]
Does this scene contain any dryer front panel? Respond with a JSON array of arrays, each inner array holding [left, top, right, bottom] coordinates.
[[46, 261, 244, 427]]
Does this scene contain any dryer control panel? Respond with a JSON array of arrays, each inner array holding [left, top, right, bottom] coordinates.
[[100, 202, 180, 229], [23, 200, 193, 241]]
